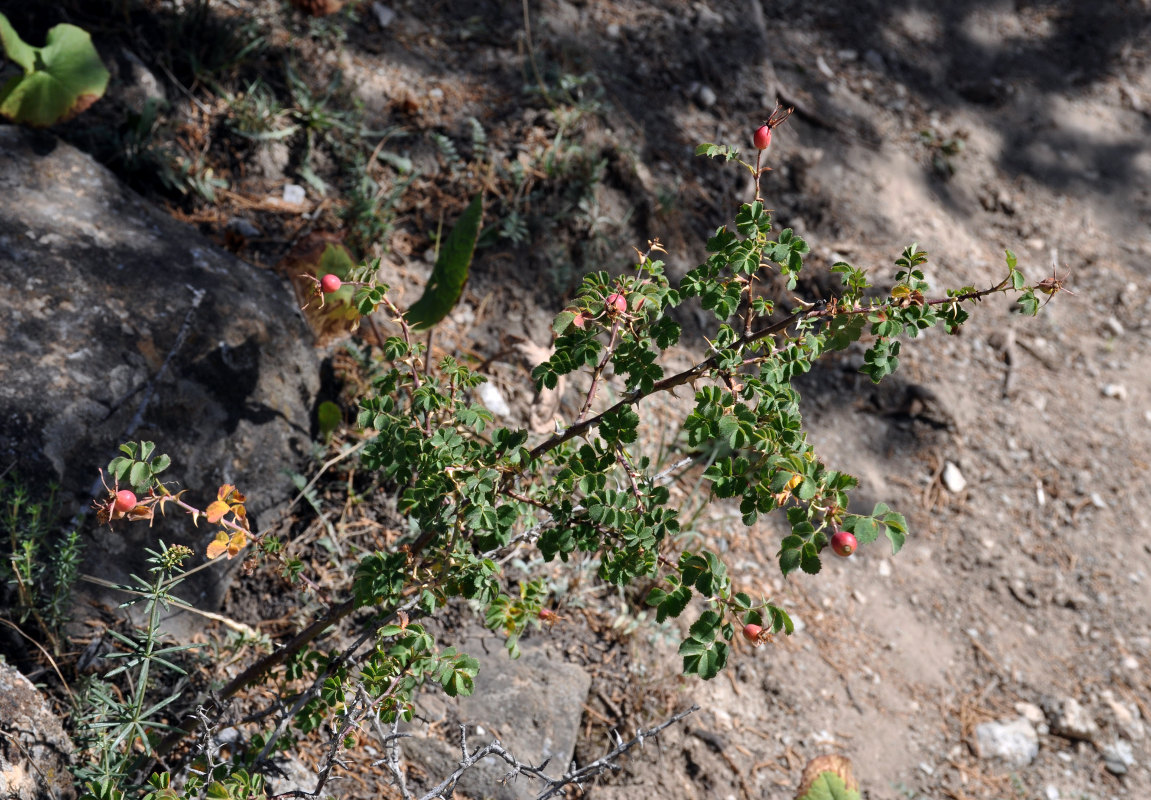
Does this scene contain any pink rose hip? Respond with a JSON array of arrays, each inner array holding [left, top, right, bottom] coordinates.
[[114, 490, 137, 513], [320, 274, 342, 294]]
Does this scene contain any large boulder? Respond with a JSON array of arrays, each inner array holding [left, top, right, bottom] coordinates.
[[391, 630, 591, 800], [0, 660, 75, 800], [0, 125, 319, 613]]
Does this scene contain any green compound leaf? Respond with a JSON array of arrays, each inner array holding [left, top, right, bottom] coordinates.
[[405, 194, 484, 331], [0, 15, 110, 127]]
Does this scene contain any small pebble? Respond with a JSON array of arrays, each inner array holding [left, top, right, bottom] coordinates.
[[975, 718, 1038, 766], [371, 2, 395, 27], [1104, 317, 1125, 336], [878, 559, 892, 577], [1044, 696, 1098, 742], [282, 183, 305, 204], [697, 85, 717, 107], [1015, 702, 1045, 725], [225, 217, 260, 238], [478, 383, 511, 417], [1101, 383, 1127, 400], [943, 461, 967, 493], [1101, 739, 1135, 775]]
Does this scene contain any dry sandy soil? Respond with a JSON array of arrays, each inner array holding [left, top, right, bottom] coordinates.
[[8, 0, 1151, 798]]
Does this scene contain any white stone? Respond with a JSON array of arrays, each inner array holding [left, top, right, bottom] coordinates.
[[943, 461, 966, 492], [976, 718, 1039, 766], [1101, 383, 1128, 400], [478, 382, 511, 417], [1015, 702, 1045, 725], [282, 183, 306, 205]]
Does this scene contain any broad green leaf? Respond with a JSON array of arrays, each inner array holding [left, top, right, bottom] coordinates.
[[319, 241, 356, 277], [796, 755, 860, 800], [0, 15, 110, 127], [797, 771, 860, 800], [317, 401, 342, 440], [796, 768, 860, 800], [405, 194, 484, 330], [552, 310, 576, 334]]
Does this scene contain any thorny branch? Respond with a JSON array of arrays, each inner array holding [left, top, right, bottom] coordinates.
[[407, 705, 700, 800], [527, 271, 1021, 463], [143, 267, 1019, 773]]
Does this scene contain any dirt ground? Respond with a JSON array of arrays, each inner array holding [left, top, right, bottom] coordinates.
[[9, 0, 1151, 797]]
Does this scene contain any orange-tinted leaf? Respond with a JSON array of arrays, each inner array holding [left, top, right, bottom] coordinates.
[[206, 531, 231, 559], [206, 500, 230, 523], [227, 530, 248, 558], [231, 490, 246, 504], [217, 484, 236, 500]]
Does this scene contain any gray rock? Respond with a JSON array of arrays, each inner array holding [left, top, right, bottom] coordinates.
[[226, 217, 262, 239], [1044, 696, 1099, 742], [0, 661, 75, 799], [1100, 739, 1135, 775], [0, 126, 319, 615], [109, 49, 166, 114], [371, 2, 396, 27], [975, 717, 1039, 767], [403, 631, 591, 800]]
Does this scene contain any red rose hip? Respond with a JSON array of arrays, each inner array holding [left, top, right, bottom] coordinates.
[[320, 273, 342, 294], [114, 490, 137, 513], [753, 124, 772, 150], [606, 292, 627, 314], [742, 623, 763, 643], [830, 530, 857, 557]]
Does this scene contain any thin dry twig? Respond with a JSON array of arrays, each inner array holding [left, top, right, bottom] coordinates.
[[408, 705, 699, 800]]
